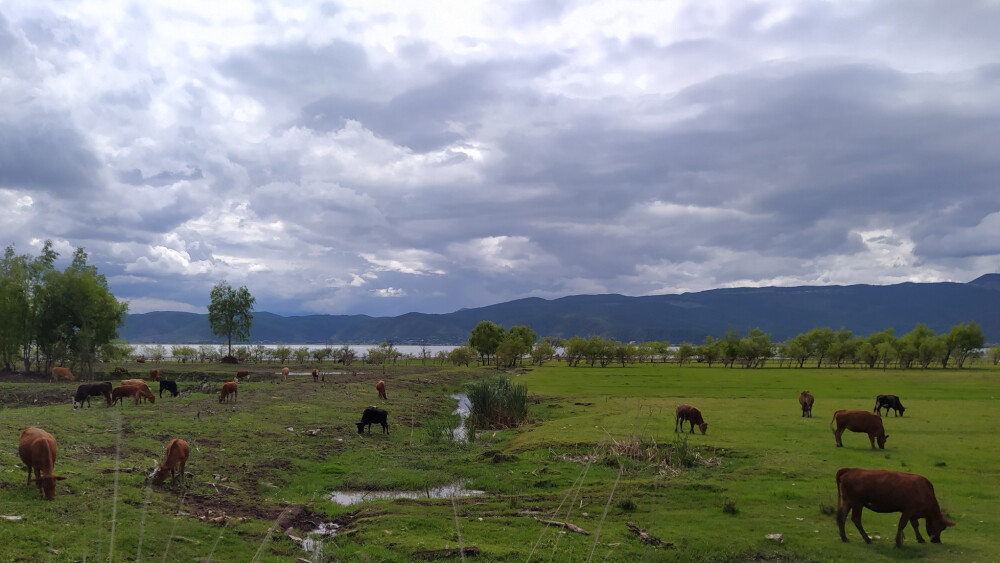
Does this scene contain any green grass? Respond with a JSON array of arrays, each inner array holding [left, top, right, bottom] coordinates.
[[0, 360, 997, 561]]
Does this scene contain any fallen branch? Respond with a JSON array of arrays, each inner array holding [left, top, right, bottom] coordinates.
[[413, 546, 480, 559], [625, 521, 672, 547], [534, 517, 589, 535]]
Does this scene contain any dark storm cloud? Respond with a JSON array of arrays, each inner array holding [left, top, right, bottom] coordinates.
[[0, 116, 102, 193]]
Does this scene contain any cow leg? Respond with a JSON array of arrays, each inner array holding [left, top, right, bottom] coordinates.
[[850, 506, 872, 543], [674, 416, 680, 432], [910, 516, 925, 543], [836, 500, 849, 542], [894, 514, 910, 546], [868, 433, 876, 449], [834, 428, 844, 447]]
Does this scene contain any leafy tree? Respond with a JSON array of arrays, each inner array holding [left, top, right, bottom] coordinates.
[[806, 327, 835, 368], [721, 327, 741, 368], [312, 347, 333, 363], [530, 340, 555, 366], [784, 334, 811, 368], [564, 336, 588, 367], [207, 281, 255, 360], [698, 336, 722, 367], [947, 321, 985, 368], [496, 333, 526, 369], [171, 345, 197, 363], [447, 345, 474, 366], [293, 346, 310, 363], [989, 344, 1000, 366], [918, 336, 948, 368], [469, 321, 505, 366], [273, 346, 293, 364], [676, 342, 695, 366]]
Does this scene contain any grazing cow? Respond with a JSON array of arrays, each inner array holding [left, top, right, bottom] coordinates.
[[799, 391, 815, 418], [219, 381, 238, 403], [159, 380, 179, 398], [674, 404, 708, 434], [121, 379, 153, 403], [312, 368, 319, 382], [376, 379, 387, 400], [874, 394, 906, 417], [836, 467, 955, 547], [235, 370, 250, 382], [356, 407, 389, 434], [73, 382, 113, 408], [18, 427, 67, 500], [111, 385, 139, 406], [152, 439, 190, 485], [149, 368, 160, 381], [831, 410, 888, 449], [51, 366, 75, 382], [281, 367, 289, 382]]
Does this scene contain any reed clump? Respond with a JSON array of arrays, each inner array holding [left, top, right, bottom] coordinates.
[[466, 377, 529, 430]]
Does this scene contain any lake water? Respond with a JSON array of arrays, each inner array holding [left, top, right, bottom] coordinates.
[[132, 343, 458, 359]]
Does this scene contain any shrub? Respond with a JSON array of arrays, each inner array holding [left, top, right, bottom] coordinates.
[[466, 377, 529, 429]]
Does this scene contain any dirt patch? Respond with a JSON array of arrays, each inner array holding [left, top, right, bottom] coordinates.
[[0, 385, 73, 407]]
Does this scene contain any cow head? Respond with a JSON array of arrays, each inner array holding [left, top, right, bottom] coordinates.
[[876, 432, 888, 449], [698, 422, 708, 435], [927, 515, 955, 542], [34, 475, 67, 500], [356, 422, 366, 434]]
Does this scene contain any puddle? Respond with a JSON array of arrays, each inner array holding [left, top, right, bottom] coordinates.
[[451, 393, 472, 441], [301, 522, 340, 554], [284, 371, 344, 376], [328, 482, 485, 506]]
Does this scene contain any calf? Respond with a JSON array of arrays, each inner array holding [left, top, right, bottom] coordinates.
[[376, 379, 387, 400], [312, 368, 319, 382], [149, 368, 160, 381], [675, 404, 708, 434], [152, 439, 190, 485], [74, 382, 113, 408], [235, 370, 250, 382], [281, 367, 289, 381], [874, 394, 906, 417], [356, 407, 389, 434], [798, 391, 815, 418], [18, 427, 67, 500], [219, 381, 238, 403], [51, 366, 75, 382], [159, 380, 179, 398], [121, 379, 153, 403], [832, 410, 888, 449], [837, 467, 954, 547]]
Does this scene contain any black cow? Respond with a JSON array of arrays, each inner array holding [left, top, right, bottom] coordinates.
[[159, 380, 179, 398], [73, 382, 113, 409], [356, 407, 389, 434], [874, 394, 906, 417]]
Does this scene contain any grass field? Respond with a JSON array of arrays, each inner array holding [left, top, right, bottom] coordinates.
[[1, 361, 997, 562]]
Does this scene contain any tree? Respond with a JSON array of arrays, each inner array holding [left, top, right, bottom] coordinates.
[[207, 281, 255, 360], [530, 340, 555, 366], [676, 342, 695, 366], [698, 336, 722, 367], [469, 321, 505, 366], [947, 321, 985, 368]]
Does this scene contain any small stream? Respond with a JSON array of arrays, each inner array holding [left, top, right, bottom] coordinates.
[[450, 393, 472, 441], [327, 481, 485, 506]]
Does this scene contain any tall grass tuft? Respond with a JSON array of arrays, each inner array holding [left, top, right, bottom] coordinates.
[[466, 377, 529, 429]]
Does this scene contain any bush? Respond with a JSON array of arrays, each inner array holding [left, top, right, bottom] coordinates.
[[466, 377, 529, 429]]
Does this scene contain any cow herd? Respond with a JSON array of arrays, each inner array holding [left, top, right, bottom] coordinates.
[[19, 367, 393, 504], [22, 367, 954, 549]]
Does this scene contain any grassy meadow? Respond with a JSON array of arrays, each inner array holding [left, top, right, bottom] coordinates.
[[1, 360, 998, 562]]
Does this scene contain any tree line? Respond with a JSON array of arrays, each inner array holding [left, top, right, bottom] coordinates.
[[0, 242, 128, 376], [465, 320, 991, 369]]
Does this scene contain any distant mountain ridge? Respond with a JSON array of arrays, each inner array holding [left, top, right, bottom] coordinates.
[[120, 274, 1000, 345]]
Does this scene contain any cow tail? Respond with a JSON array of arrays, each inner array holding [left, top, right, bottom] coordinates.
[[835, 468, 848, 505], [829, 412, 837, 431]]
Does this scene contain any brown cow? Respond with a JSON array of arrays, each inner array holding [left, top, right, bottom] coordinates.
[[236, 370, 250, 382], [152, 439, 190, 485], [51, 366, 75, 382], [219, 381, 238, 403], [312, 368, 319, 382], [148, 368, 160, 381], [376, 379, 387, 400], [18, 427, 67, 500], [281, 367, 289, 382], [837, 468, 954, 547], [111, 385, 139, 406], [831, 410, 888, 449], [798, 391, 815, 418], [121, 379, 153, 403], [675, 404, 707, 434]]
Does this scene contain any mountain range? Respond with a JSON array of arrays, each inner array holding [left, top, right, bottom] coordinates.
[[120, 274, 1000, 345]]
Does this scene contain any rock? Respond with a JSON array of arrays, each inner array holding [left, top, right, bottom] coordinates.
[[765, 533, 784, 543]]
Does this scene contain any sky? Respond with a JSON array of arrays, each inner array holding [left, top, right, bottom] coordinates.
[[2, 1, 999, 317]]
